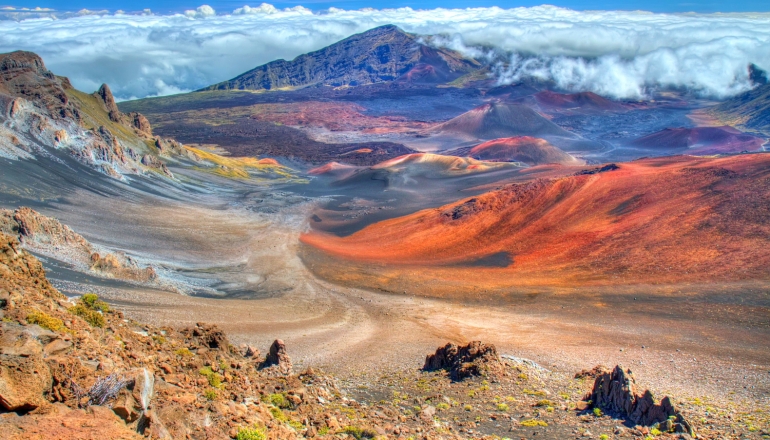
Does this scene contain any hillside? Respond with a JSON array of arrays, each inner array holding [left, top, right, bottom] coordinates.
[[711, 83, 770, 134], [450, 136, 583, 166], [302, 153, 770, 288], [430, 102, 575, 140], [204, 25, 480, 91]]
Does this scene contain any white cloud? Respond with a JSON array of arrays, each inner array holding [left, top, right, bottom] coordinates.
[[184, 5, 216, 18], [0, 4, 767, 100]]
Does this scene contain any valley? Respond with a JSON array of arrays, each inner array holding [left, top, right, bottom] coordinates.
[[1, 21, 770, 440]]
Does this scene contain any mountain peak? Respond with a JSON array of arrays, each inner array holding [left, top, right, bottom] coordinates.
[[203, 25, 479, 91]]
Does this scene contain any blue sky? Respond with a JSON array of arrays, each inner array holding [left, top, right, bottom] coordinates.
[[3, 1, 770, 13]]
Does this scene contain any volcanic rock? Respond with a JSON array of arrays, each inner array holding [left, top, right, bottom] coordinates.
[[584, 365, 693, 435], [423, 341, 504, 381], [95, 83, 121, 122], [260, 339, 292, 375], [0, 326, 52, 412], [0, 51, 76, 119], [181, 322, 229, 350]]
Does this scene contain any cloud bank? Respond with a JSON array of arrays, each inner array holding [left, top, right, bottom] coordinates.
[[0, 4, 768, 100]]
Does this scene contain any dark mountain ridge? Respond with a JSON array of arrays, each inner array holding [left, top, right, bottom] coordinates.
[[203, 25, 481, 91]]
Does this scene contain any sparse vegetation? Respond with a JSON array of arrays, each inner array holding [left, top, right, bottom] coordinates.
[[520, 419, 548, 427], [69, 293, 109, 328], [342, 426, 377, 439], [26, 310, 65, 332], [199, 366, 223, 388], [594, 407, 603, 417], [268, 393, 292, 409], [235, 426, 266, 440], [496, 403, 509, 411], [174, 347, 193, 357], [203, 389, 217, 400]]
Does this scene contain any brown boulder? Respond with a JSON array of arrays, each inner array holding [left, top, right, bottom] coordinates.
[[95, 83, 121, 122], [260, 339, 292, 375], [0, 343, 52, 412], [0, 403, 143, 440], [585, 365, 693, 435], [423, 341, 504, 381], [181, 322, 229, 350]]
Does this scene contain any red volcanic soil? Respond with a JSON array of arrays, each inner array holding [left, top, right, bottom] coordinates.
[[256, 158, 280, 165], [631, 126, 765, 154], [534, 90, 629, 113], [249, 101, 430, 134], [308, 161, 362, 178], [431, 102, 574, 140], [302, 154, 770, 288], [469, 136, 583, 166]]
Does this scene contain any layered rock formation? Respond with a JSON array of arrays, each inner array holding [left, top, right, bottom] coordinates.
[[0, 50, 176, 179]]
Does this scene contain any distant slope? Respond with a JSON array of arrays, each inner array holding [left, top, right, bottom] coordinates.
[[449, 136, 583, 166], [204, 25, 480, 91], [630, 126, 765, 155], [430, 102, 575, 140], [711, 83, 770, 134], [302, 154, 770, 289], [533, 91, 629, 113]]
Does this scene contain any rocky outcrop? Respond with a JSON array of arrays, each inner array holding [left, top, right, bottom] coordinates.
[[0, 208, 157, 284], [95, 84, 121, 122], [0, 324, 54, 412], [423, 341, 504, 381], [260, 339, 293, 375], [180, 323, 230, 351], [583, 365, 694, 436], [0, 51, 77, 120]]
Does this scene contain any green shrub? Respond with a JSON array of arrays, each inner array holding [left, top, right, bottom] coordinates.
[[599, 435, 609, 440], [593, 407, 603, 417], [650, 427, 663, 436], [436, 402, 450, 411], [235, 426, 266, 440], [269, 406, 287, 422], [26, 310, 65, 332], [535, 399, 553, 407], [174, 347, 193, 357], [520, 419, 548, 427], [199, 366, 223, 388], [269, 393, 292, 409], [203, 389, 217, 400], [342, 426, 377, 439], [80, 293, 109, 312], [68, 304, 105, 328], [497, 403, 509, 411]]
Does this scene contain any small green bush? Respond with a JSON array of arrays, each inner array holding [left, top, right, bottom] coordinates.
[[342, 426, 377, 439], [175, 347, 193, 357], [69, 304, 105, 328], [199, 366, 223, 389], [26, 310, 65, 332], [650, 427, 663, 436], [269, 406, 287, 422], [235, 426, 266, 440], [203, 389, 217, 400], [80, 293, 109, 312], [593, 407, 603, 417], [599, 435, 609, 440], [497, 403, 509, 411], [269, 393, 292, 409], [520, 419, 548, 427], [436, 402, 449, 411], [535, 399, 553, 407]]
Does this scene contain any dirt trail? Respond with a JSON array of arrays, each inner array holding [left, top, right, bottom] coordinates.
[[37, 188, 770, 409]]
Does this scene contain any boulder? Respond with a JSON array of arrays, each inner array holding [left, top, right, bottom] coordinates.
[[422, 341, 504, 381], [260, 339, 292, 375], [584, 365, 693, 436], [0, 325, 52, 412], [181, 323, 229, 350]]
